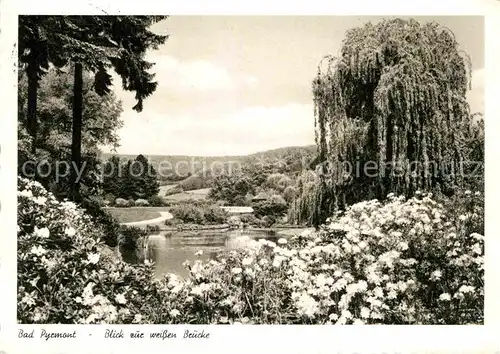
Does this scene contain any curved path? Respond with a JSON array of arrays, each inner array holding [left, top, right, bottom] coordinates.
[[121, 211, 173, 227]]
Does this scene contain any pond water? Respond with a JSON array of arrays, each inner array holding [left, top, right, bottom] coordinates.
[[145, 229, 280, 279]]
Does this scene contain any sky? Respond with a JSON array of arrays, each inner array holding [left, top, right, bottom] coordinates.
[[106, 16, 484, 157]]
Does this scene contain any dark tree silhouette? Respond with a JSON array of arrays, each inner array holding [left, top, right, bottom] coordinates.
[[291, 19, 479, 226], [20, 16, 168, 201]]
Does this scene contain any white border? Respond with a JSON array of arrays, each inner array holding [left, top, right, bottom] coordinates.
[[1, 0, 499, 353]]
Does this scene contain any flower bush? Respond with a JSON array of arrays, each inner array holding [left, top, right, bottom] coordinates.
[[18, 176, 483, 324], [18, 177, 164, 324], [148, 195, 166, 207], [114, 198, 129, 207], [134, 199, 150, 207], [169, 203, 228, 225]]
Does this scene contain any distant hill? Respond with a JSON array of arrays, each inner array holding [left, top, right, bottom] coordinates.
[[100, 145, 317, 184]]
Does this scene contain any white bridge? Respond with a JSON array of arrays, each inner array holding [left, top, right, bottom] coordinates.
[[220, 206, 254, 214]]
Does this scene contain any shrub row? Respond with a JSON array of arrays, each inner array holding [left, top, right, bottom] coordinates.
[[168, 203, 229, 225], [110, 195, 166, 208]]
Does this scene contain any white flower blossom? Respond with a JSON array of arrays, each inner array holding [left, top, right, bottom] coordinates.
[[19, 189, 33, 198], [169, 309, 180, 318], [360, 307, 370, 319], [430, 270, 442, 281], [65, 227, 76, 237], [30, 245, 47, 256], [87, 253, 100, 264], [231, 267, 242, 275], [439, 293, 451, 301], [296, 293, 319, 317], [34, 226, 50, 238], [115, 293, 127, 305], [33, 196, 47, 205]]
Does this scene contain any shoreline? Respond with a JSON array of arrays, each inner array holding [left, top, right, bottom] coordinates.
[[157, 224, 312, 235]]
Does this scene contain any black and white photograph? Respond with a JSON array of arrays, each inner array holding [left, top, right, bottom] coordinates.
[[14, 14, 485, 327]]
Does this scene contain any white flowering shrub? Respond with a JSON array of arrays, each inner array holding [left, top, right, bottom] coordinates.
[[114, 198, 129, 207], [282, 192, 484, 324], [18, 176, 483, 324], [134, 199, 150, 207], [17, 177, 166, 324]]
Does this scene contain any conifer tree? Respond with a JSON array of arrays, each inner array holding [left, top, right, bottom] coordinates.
[[19, 16, 168, 201]]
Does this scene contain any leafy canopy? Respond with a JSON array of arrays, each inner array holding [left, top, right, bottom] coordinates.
[[19, 16, 168, 112], [311, 18, 476, 221]]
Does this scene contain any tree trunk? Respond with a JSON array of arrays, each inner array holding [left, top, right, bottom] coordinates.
[[70, 62, 84, 202], [26, 58, 38, 155]]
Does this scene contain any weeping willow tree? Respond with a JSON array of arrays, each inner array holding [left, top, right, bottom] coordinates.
[[292, 18, 477, 227]]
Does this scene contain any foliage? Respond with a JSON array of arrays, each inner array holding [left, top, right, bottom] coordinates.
[[18, 16, 71, 150], [253, 195, 288, 219], [179, 175, 209, 191], [117, 226, 148, 264], [261, 215, 277, 228], [243, 146, 316, 183], [264, 173, 292, 192], [122, 155, 160, 200], [169, 204, 205, 225], [164, 218, 184, 227], [103, 146, 316, 187], [461, 116, 484, 193], [17, 67, 123, 200], [169, 203, 229, 225], [203, 205, 230, 224], [288, 170, 332, 227], [239, 214, 262, 227], [208, 174, 254, 206], [148, 195, 166, 207], [164, 185, 184, 196], [18, 68, 124, 151], [101, 156, 124, 198], [283, 186, 298, 204], [102, 154, 160, 200], [19, 15, 168, 115], [134, 199, 150, 207], [103, 193, 117, 205], [311, 18, 477, 225], [79, 196, 121, 248], [146, 225, 161, 233], [114, 198, 129, 207]]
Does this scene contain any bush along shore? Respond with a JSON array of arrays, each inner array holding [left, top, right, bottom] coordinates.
[[18, 176, 483, 324]]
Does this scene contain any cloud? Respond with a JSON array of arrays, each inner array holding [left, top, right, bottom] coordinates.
[[150, 53, 258, 92], [106, 103, 315, 156], [109, 53, 260, 120], [108, 68, 484, 158], [467, 68, 484, 114]]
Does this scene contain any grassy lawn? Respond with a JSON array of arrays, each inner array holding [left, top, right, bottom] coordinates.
[[164, 188, 211, 202], [185, 188, 211, 196], [106, 207, 164, 223], [159, 184, 179, 196]]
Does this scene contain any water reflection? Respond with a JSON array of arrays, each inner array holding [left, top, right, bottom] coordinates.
[[145, 229, 278, 279]]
